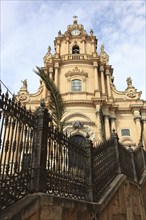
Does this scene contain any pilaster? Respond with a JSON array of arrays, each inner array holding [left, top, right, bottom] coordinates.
[[95, 105, 103, 143], [141, 108, 146, 150], [133, 109, 142, 145], [49, 67, 53, 79], [100, 65, 106, 94], [104, 114, 110, 139], [54, 63, 59, 87], [111, 116, 116, 132], [105, 68, 111, 97], [93, 62, 99, 94]]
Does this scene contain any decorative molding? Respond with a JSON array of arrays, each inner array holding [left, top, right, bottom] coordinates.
[[65, 67, 88, 78], [125, 77, 142, 100], [72, 121, 84, 129], [65, 121, 95, 126], [18, 94, 30, 103]]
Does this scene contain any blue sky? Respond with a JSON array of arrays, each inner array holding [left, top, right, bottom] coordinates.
[[1, 0, 146, 99]]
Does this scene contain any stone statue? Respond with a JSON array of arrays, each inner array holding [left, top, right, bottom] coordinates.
[[90, 29, 94, 35], [126, 77, 132, 87], [100, 44, 109, 64], [58, 30, 62, 37], [44, 45, 52, 63], [21, 79, 27, 89], [48, 46, 51, 53]]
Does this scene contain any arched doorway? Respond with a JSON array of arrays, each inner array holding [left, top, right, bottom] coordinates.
[[70, 134, 86, 146], [69, 135, 87, 169]]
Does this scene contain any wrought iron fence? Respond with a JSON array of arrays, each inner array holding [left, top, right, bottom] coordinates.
[[0, 84, 146, 212], [118, 143, 135, 180], [0, 90, 36, 211], [134, 146, 145, 182], [92, 138, 118, 201], [46, 125, 87, 200]]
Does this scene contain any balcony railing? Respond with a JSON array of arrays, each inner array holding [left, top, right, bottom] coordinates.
[[61, 54, 93, 61]]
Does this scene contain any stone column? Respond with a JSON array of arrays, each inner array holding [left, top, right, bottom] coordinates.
[[133, 109, 141, 145], [111, 116, 116, 132], [105, 68, 111, 97], [54, 63, 59, 87], [49, 67, 53, 79], [91, 39, 95, 53], [82, 38, 86, 54], [100, 66, 106, 94], [66, 37, 69, 54], [134, 116, 141, 144], [141, 108, 146, 150], [42, 69, 49, 99], [104, 115, 110, 139], [93, 62, 99, 91], [142, 119, 146, 150], [95, 105, 102, 143], [56, 40, 61, 54]]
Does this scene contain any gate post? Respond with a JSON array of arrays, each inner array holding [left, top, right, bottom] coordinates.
[[128, 146, 138, 182], [30, 101, 51, 192], [85, 134, 94, 202], [111, 130, 121, 174]]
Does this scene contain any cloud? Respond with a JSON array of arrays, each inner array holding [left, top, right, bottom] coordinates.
[[1, 0, 145, 99]]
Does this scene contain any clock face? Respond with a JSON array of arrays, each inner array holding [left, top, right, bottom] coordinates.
[[71, 29, 80, 36]]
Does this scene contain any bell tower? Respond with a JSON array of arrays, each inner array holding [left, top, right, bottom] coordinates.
[[41, 16, 114, 142], [43, 16, 113, 98]]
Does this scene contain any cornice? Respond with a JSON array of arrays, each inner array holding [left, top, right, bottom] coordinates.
[[63, 100, 94, 105], [65, 121, 95, 126], [116, 107, 131, 112]]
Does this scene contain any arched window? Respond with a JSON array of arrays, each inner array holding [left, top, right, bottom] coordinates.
[[71, 79, 82, 92], [72, 45, 80, 54]]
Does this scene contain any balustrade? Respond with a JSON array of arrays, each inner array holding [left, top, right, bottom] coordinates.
[[61, 54, 92, 61]]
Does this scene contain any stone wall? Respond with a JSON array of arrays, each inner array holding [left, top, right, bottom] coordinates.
[[1, 175, 146, 220]]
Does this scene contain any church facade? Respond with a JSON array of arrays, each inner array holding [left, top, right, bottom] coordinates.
[[17, 17, 146, 149]]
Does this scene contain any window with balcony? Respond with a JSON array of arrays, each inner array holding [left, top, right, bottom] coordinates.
[[71, 79, 82, 92]]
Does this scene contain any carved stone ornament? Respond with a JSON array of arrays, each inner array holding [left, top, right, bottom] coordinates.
[[72, 121, 84, 129], [44, 45, 52, 63], [19, 94, 30, 102], [66, 16, 86, 36], [125, 77, 142, 100], [99, 44, 109, 65], [65, 67, 88, 78]]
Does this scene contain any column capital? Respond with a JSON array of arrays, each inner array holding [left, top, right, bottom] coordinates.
[[100, 65, 104, 72], [93, 62, 98, 67], [110, 116, 116, 120], [104, 114, 110, 119], [105, 69, 110, 75], [54, 63, 59, 68], [49, 67, 53, 72]]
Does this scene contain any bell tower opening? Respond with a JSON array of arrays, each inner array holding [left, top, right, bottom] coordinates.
[[72, 45, 80, 54]]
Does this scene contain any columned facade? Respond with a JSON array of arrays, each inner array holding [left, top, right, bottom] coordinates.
[[16, 17, 146, 149]]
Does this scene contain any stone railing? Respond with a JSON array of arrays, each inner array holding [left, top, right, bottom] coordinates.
[[61, 54, 93, 61]]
